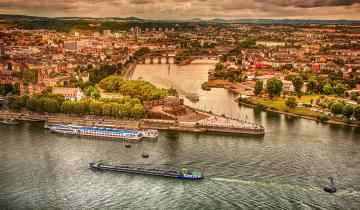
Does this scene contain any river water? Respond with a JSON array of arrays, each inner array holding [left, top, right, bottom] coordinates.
[[1, 63, 360, 209]]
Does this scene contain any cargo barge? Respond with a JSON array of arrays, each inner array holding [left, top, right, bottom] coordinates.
[[88, 162, 204, 180]]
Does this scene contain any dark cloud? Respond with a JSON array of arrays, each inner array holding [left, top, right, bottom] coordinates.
[[128, 0, 154, 4], [0, 0, 359, 19], [258, 0, 360, 8]]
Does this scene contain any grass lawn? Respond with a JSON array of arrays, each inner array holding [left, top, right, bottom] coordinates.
[[246, 94, 359, 125], [249, 94, 325, 118]]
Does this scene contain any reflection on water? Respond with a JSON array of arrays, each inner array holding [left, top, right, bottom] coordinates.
[[0, 63, 359, 209], [0, 122, 359, 209], [132, 64, 254, 122]]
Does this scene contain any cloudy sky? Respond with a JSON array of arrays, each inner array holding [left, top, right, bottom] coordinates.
[[0, 0, 359, 20]]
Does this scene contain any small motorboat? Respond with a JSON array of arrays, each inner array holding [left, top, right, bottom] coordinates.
[[142, 150, 149, 158], [125, 144, 132, 148], [184, 92, 199, 101], [324, 177, 336, 193]]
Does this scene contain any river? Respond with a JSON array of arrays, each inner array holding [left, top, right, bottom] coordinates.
[[0, 63, 359, 209]]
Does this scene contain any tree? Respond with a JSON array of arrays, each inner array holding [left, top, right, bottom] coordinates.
[[323, 83, 333, 95], [110, 102, 120, 117], [254, 80, 263, 96], [60, 101, 75, 114], [333, 58, 345, 66], [3, 84, 14, 95], [99, 76, 123, 92], [89, 101, 103, 115], [117, 80, 168, 101], [330, 102, 344, 115], [353, 105, 360, 120], [307, 78, 317, 93], [215, 63, 224, 71], [292, 76, 304, 97], [266, 78, 283, 99], [130, 104, 145, 118], [333, 83, 346, 96], [26, 98, 37, 111], [342, 104, 353, 119], [350, 92, 359, 101], [133, 47, 150, 58], [285, 96, 298, 108], [102, 103, 113, 116], [18, 95, 28, 105], [9, 96, 24, 110], [43, 98, 60, 113], [90, 89, 100, 99], [118, 104, 127, 118], [74, 100, 89, 115]]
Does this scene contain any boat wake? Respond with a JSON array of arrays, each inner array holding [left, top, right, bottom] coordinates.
[[210, 178, 360, 197], [209, 177, 313, 192]]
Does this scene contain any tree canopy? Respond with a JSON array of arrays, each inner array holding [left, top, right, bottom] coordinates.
[[99, 76, 168, 101], [266, 78, 283, 98], [292, 76, 304, 97], [254, 80, 263, 96]]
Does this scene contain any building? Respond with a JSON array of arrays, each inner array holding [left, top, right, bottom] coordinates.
[[75, 40, 89, 51], [52, 87, 85, 101], [93, 32, 100, 38], [63, 40, 89, 51], [133, 27, 141, 39], [64, 41, 77, 51], [0, 43, 5, 56], [281, 80, 294, 92], [103, 30, 112, 37]]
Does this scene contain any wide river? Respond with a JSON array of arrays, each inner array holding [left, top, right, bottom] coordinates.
[[1, 63, 360, 209]]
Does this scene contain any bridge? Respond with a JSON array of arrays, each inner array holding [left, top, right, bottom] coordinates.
[[138, 55, 220, 65], [149, 47, 235, 55]]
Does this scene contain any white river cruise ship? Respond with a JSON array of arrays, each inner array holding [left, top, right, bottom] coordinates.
[[47, 124, 158, 140]]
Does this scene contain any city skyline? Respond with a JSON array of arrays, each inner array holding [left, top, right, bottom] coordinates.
[[0, 0, 359, 20]]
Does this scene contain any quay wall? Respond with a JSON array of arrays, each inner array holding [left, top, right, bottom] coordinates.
[[0, 111, 264, 135]]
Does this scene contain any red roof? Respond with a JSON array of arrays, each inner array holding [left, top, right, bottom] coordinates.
[[354, 84, 360, 90], [312, 64, 320, 72], [255, 64, 270, 69], [0, 79, 13, 85]]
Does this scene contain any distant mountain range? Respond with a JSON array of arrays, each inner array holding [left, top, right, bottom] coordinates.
[[0, 14, 359, 24], [0, 14, 144, 21], [187, 18, 360, 24]]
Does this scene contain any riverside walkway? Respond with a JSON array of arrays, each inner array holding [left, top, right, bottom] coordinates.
[[0, 110, 264, 135]]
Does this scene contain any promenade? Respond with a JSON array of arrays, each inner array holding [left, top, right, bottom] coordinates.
[[0, 110, 265, 135]]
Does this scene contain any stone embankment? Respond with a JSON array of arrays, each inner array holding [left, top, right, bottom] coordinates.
[[0, 111, 265, 135]]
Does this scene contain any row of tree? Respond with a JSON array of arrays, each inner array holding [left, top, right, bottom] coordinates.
[[254, 78, 283, 99], [213, 64, 246, 82], [60, 98, 145, 118], [8, 92, 146, 119], [283, 96, 360, 120], [254, 76, 353, 99], [9, 93, 65, 113], [306, 77, 347, 96], [329, 103, 360, 120]]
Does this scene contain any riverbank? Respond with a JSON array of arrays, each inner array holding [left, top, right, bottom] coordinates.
[[236, 98, 360, 128], [202, 79, 254, 96], [0, 110, 265, 135]]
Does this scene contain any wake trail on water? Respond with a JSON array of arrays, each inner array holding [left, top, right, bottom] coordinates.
[[210, 177, 360, 197], [156, 71, 199, 97]]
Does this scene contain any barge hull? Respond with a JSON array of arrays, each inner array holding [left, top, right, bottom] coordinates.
[[89, 163, 204, 180]]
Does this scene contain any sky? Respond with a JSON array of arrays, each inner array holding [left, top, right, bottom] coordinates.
[[0, 0, 359, 20]]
